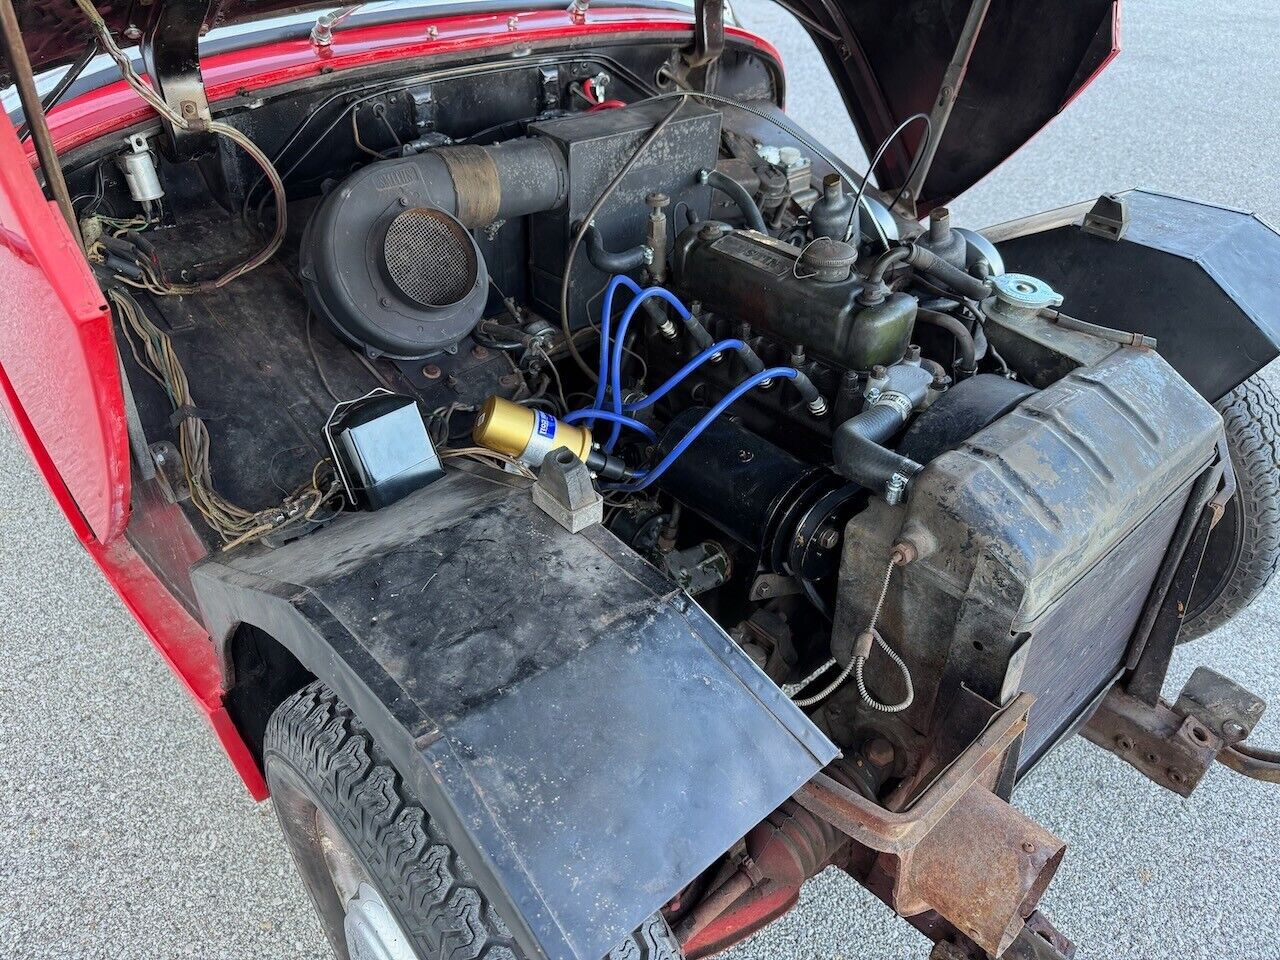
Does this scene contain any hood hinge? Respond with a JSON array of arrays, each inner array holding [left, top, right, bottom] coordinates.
[[141, 0, 217, 159], [668, 0, 724, 91]]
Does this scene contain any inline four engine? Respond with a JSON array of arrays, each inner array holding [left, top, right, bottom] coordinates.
[[297, 99, 1223, 791]]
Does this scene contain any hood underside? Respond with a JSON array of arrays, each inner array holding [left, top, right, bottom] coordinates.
[[773, 0, 1119, 207], [2, 0, 1118, 208]]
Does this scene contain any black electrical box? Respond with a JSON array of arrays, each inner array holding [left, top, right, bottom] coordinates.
[[325, 391, 443, 510], [527, 101, 721, 328]]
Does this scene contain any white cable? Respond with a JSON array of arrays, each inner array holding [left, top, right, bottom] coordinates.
[[787, 552, 914, 710]]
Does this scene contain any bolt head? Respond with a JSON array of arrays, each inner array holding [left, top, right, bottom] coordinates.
[[816, 527, 840, 550], [862, 737, 895, 768], [1115, 735, 1133, 751], [738, 449, 754, 463], [1223, 720, 1247, 740], [423, 364, 443, 380], [471, 344, 490, 360]]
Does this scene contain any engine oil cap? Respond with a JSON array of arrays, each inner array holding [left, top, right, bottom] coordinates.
[[798, 236, 857, 282], [991, 273, 1064, 310]]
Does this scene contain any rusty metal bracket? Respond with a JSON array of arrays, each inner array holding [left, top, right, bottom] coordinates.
[[795, 694, 1032, 855], [141, 0, 217, 159], [1084, 667, 1269, 795], [795, 694, 1065, 957]]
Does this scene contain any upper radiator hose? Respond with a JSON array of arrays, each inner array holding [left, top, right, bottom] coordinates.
[[832, 363, 932, 501]]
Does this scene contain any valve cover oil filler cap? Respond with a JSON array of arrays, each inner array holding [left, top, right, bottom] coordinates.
[[991, 273, 1064, 311]]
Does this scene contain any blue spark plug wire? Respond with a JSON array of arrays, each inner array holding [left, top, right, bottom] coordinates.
[[621, 339, 746, 412], [588, 275, 643, 426], [562, 409, 658, 444], [606, 367, 797, 492], [606, 286, 692, 451]]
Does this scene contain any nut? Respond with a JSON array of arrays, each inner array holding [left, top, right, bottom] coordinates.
[[862, 737, 895, 768]]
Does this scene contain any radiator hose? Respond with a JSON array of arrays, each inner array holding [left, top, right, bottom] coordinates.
[[832, 363, 932, 500]]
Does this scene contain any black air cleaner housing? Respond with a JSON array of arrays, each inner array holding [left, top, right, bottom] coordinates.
[[300, 196, 488, 360]]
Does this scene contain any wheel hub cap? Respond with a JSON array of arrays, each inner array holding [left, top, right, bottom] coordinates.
[[343, 881, 417, 960]]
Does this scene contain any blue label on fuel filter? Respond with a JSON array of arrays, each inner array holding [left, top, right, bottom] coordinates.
[[533, 410, 556, 440]]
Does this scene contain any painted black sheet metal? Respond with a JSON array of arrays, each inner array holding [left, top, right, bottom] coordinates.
[[193, 474, 836, 960], [996, 189, 1280, 402]]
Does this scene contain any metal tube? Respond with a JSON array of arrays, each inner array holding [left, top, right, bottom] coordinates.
[[1219, 744, 1280, 783], [0, 0, 84, 251]]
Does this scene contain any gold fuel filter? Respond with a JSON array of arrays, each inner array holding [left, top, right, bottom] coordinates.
[[472, 395, 593, 466]]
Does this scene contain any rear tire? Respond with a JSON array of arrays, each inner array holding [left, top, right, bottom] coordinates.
[[1181, 374, 1280, 642], [264, 680, 683, 960]]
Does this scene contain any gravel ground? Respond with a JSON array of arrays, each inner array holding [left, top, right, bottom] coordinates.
[[3, 1, 1279, 957]]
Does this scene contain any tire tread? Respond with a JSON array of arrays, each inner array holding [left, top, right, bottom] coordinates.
[[1183, 373, 1280, 639], [266, 681, 682, 960]]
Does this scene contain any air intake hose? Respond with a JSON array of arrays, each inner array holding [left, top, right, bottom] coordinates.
[[419, 137, 569, 228]]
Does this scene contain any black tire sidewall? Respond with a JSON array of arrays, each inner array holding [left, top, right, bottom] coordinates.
[[1181, 373, 1280, 641]]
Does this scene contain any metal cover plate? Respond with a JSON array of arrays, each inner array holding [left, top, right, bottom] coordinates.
[[194, 475, 836, 960]]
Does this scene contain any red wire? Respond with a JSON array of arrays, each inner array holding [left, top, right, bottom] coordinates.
[[588, 99, 627, 111]]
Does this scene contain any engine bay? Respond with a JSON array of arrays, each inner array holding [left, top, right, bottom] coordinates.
[[67, 34, 1231, 957]]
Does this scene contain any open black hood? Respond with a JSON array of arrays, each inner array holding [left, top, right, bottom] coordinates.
[[3, 0, 1117, 207], [773, 0, 1119, 208]]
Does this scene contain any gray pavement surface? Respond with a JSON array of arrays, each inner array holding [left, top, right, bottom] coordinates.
[[2, 0, 1279, 957]]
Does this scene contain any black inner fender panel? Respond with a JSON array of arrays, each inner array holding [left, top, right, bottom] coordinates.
[[193, 473, 836, 960], [994, 189, 1280, 404]]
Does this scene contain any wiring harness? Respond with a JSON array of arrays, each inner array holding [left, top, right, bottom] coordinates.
[[111, 287, 343, 548]]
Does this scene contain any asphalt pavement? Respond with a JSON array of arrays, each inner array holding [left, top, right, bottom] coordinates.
[[3, 1, 1279, 957]]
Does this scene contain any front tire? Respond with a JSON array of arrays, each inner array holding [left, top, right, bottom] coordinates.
[[1182, 374, 1280, 642], [264, 680, 683, 960]]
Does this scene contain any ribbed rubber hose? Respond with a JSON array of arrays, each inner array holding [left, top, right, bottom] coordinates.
[[832, 404, 923, 491]]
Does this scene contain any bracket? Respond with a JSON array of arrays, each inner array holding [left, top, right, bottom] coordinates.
[[1083, 667, 1268, 796], [532, 448, 603, 533], [665, 0, 724, 90], [796, 694, 1065, 958], [1081, 193, 1130, 241], [141, 0, 217, 159]]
